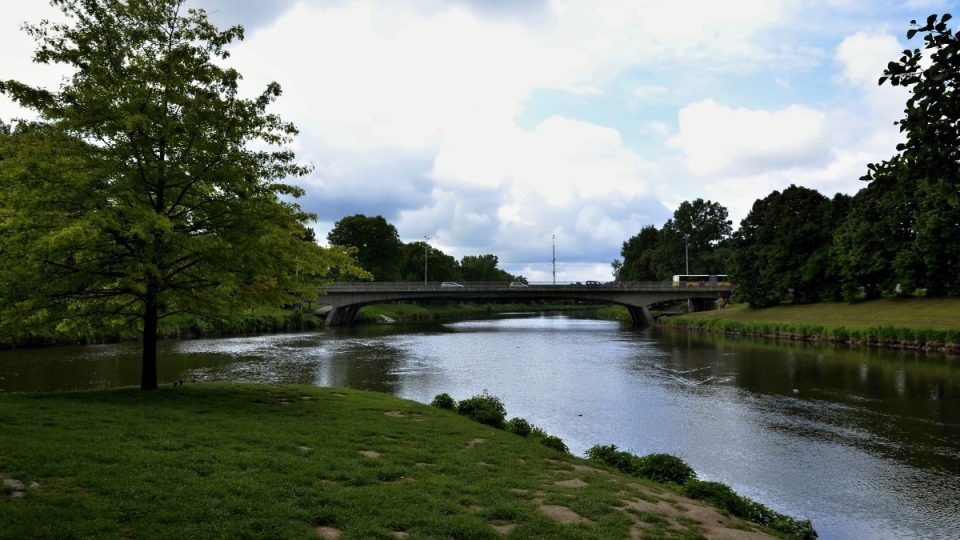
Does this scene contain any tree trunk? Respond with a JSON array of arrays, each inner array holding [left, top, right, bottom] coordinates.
[[140, 280, 159, 391]]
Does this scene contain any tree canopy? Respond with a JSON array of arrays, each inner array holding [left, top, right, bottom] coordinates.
[[870, 13, 960, 205], [326, 214, 403, 281], [730, 186, 846, 307], [614, 199, 731, 282], [0, 0, 363, 390]]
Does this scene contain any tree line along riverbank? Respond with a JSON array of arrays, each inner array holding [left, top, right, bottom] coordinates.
[[0, 384, 814, 539], [601, 298, 960, 354]]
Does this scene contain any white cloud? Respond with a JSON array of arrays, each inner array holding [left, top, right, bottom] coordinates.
[[0, 3, 70, 122], [668, 99, 829, 176]]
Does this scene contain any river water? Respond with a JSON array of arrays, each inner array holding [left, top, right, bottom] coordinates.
[[1, 313, 958, 539]]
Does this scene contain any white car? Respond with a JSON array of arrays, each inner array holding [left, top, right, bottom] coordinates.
[[440, 282, 464, 288], [508, 282, 528, 287]]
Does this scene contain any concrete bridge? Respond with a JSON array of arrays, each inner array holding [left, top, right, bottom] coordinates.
[[317, 281, 732, 327]]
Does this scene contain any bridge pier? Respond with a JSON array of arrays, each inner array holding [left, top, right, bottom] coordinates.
[[325, 305, 361, 326], [626, 305, 655, 328]]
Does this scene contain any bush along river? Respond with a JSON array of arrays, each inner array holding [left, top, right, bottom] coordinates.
[[1, 313, 957, 539]]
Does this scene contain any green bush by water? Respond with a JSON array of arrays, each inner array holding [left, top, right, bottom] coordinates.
[[586, 444, 817, 539], [430, 392, 456, 410], [456, 391, 508, 428]]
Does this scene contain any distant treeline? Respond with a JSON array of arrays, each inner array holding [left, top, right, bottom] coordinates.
[[326, 214, 525, 283]]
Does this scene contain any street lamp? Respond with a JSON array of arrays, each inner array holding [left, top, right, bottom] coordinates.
[[552, 234, 556, 286], [423, 236, 429, 285]]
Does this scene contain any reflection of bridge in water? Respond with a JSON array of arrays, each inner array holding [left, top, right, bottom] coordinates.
[[318, 281, 732, 327]]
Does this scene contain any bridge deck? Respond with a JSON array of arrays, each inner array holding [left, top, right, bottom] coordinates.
[[316, 281, 732, 327]]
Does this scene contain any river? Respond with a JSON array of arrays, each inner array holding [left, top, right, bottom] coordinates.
[[1, 313, 958, 539]]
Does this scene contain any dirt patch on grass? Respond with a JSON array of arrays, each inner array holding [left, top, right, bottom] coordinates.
[[620, 494, 773, 539], [537, 502, 591, 524], [316, 525, 342, 539], [384, 410, 405, 417], [358, 450, 382, 458], [491, 523, 516, 535], [554, 478, 589, 488], [465, 438, 487, 449], [297, 445, 313, 453]]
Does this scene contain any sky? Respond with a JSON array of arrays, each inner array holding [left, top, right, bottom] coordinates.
[[2, 0, 957, 282]]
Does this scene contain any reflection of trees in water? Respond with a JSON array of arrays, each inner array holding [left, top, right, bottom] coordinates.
[[316, 340, 406, 394], [650, 330, 960, 475]]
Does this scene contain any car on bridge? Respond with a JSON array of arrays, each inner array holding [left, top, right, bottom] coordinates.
[[508, 282, 528, 287], [440, 282, 464, 288]]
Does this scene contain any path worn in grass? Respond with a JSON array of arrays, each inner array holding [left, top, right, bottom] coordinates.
[[0, 384, 780, 539]]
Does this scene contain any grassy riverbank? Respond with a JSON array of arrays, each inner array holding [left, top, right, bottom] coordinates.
[[357, 302, 604, 324], [0, 384, 800, 539], [663, 298, 960, 352]]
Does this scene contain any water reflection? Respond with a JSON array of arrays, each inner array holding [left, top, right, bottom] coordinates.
[[1, 315, 958, 539]]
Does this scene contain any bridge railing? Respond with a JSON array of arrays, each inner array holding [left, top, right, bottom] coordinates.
[[318, 281, 732, 292]]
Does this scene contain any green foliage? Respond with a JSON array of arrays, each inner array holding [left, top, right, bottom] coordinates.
[[682, 480, 818, 540], [731, 185, 845, 307], [459, 254, 523, 282], [586, 444, 641, 474], [681, 480, 750, 516], [585, 445, 695, 485], [529, 426, 569, 453], [614, 199, 731, 282], [326, 214, 403, 281], [399, 241, 463, 282], [0, 1, 365, 389], [634, 453, 697, 485], [871, 13, 960, 205], [456, 391, 507, 428], [613, 225, 660, 281], [430, 393, 456, 410], [506, 417, 533, 437]]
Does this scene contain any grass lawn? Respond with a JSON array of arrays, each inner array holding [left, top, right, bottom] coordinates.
[[680, 298, 960, 331], [0, 384, 785, 539]]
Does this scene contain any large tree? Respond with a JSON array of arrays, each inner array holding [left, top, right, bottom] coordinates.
[[651, 199, 732, 279], [398, 241, 463, 283], [730, 185, 843, 307], [0, 0, 362, 390], [612, 225, 659, 282], [460, 254, 523, 282], [870, 13, 960, 205], [326, 214, 403, 281]]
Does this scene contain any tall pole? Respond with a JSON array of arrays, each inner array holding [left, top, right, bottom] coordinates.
[[685, 241, 689, 275], [424, 236, 429, 285], [552, 234, 556, 286]]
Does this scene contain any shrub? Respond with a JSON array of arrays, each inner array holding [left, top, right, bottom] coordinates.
[[506, 417, 532, 437], [430, 393, 456, 410], [536, 434, 569, 453], [634, 453, 696, 485], [683, 480, 818, 539], [529, 426, 568, 453], [682, 480, 749, 516], [585, 444, 641, 475], [456, 391, 507, 428]]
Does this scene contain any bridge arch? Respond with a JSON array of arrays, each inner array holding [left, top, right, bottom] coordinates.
[[317, 282, 730, 327]]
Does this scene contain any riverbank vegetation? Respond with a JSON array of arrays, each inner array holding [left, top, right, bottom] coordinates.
[[663, 299, 960, 352], [0, 308, 325, 350], [0, 384, 813, 539]]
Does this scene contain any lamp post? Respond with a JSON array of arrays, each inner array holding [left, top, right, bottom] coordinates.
[[552, 234, 556, 286], [423, 236, 430, 285]]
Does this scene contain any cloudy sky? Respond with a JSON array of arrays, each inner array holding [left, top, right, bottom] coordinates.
[[2, 0, 955, 281]]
